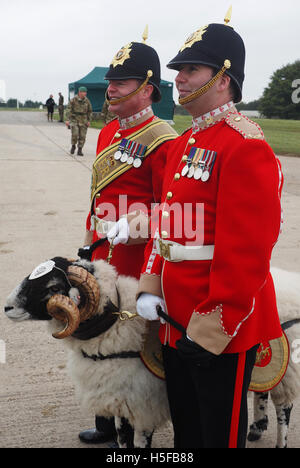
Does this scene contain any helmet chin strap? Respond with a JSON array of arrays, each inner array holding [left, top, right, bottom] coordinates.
[[178, 59, 231, 105], [106, 70, 153, 106]]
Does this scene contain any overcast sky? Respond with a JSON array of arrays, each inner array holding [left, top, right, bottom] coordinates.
[[0, 0, 299, 104]]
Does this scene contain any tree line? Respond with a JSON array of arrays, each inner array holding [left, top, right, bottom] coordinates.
[[0, 99, 44, 108]]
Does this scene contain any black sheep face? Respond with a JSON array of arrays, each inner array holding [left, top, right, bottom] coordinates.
[[4, 257, 76, 322]]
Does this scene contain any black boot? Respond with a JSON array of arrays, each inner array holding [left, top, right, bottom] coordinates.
[[77, 147, 83, 156], [79, 416, 117, 444], [70, 145, 76, 154]]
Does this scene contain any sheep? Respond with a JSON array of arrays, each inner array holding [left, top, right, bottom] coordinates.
[[247, 267, 300, 448], [4, 258, 300, 448], [4, 256, 170, 448]]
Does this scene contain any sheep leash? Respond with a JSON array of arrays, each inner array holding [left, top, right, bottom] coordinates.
[[281, 319, 300, 331], [81, 349, 140, 362]]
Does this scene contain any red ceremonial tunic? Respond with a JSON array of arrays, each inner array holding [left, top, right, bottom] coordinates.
[[141, 103, 284, 354], [86, 110, 176, 279]]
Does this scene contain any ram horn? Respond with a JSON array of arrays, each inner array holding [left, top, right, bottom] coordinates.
[[47, 294, 81, 339], [67, 265, 100, 322]]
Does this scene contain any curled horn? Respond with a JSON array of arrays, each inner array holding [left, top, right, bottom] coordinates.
[[67, 265, 100, 322], [46, 265, 100, 339], [47, 295, 81, 339]]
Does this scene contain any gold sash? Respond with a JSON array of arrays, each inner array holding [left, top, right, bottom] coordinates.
[[91, 119, 177, 205]]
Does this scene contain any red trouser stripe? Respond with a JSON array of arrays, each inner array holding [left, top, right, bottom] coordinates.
[[228, 351, 246, 448]]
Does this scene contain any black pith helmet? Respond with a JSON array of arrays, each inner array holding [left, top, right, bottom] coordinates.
[[167, 23, 245, 103], [105, 42, 161, 102]]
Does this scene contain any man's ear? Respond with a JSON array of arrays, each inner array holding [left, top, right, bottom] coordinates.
[[217, 74, 231, 93], [143, 84, 154, 100]]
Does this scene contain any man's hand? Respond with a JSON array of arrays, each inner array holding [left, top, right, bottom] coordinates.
[[107, 218, 129, 245], [136, 293, 166, 321]]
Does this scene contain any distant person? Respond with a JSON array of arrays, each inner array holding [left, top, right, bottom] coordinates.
[[45, 95, 55, 121], [58, 92, 64, 122], [100, 99, 116, 124], [65, 87, 92, 156]]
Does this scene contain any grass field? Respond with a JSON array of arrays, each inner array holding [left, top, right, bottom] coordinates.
[[253, 118, 300, 156]]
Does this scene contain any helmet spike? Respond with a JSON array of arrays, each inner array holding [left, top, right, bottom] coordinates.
[[224, 5, 232, 25], [142, 25, 149, 43]]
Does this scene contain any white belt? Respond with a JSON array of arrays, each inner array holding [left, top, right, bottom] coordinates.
[[91, 216, 116, 235], [155, 238, 214, 262]]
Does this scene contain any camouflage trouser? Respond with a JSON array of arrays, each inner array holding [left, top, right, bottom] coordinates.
[[70, 122, 88, 148], [58, 105, 64, 121]]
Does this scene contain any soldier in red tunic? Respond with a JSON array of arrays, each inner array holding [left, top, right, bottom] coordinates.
[[135, 13, 284, 448], [79, 38, 177, 444]]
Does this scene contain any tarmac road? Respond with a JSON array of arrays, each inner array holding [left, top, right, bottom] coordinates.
[[0, 110, 299, 448]]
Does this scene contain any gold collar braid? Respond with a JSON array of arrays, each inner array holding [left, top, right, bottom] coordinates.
[[106, 70, 153, 106], [178, 60, 231, 105]]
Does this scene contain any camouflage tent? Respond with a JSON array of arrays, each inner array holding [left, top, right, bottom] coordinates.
[[68, 67, 175, 121]]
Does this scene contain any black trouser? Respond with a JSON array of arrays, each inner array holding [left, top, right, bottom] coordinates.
[[162, 344, 258, 448], [47, 109, 54, 120]]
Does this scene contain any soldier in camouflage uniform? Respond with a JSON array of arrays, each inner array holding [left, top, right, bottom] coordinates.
[[66, 86, 93, 156], [100, 99, 116, 125], [58, 92, 64, 122]]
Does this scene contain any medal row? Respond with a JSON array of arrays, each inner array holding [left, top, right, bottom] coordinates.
[[181, 147, 217, 182], [114, 138, 147, 168], [181, 163, 210, 181]]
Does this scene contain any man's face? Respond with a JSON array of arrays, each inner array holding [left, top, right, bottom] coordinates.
[[78, 91, 87, 99], [175, 64, 214, 102], [107, 79, 147, 118]]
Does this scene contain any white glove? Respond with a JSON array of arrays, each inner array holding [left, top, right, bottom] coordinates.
[[107, 217, 129, 246], [136, 293, 166, 322]]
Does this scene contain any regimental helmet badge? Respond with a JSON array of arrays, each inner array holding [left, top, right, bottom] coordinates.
[[180, 25, 208, 52], [111, 43, 133, 68]]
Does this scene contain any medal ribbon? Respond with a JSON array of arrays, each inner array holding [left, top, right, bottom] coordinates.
[[134, 143, 147, 163], [193, 148, 205, 168], [118, 138, 127, 152], [204, 150, 217, 174], [130, 141, 139, 158]]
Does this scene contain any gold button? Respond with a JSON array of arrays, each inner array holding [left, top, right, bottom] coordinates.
[[174, 173, 180, 181], [182, 155, 188, 162], [161, 231, 168, 239], [188, 138, 195, 145], [162, 211, 169, 218], [166, 192, 173, 200], [96, 193, 101, 198], [115, 132, 121, 138]]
